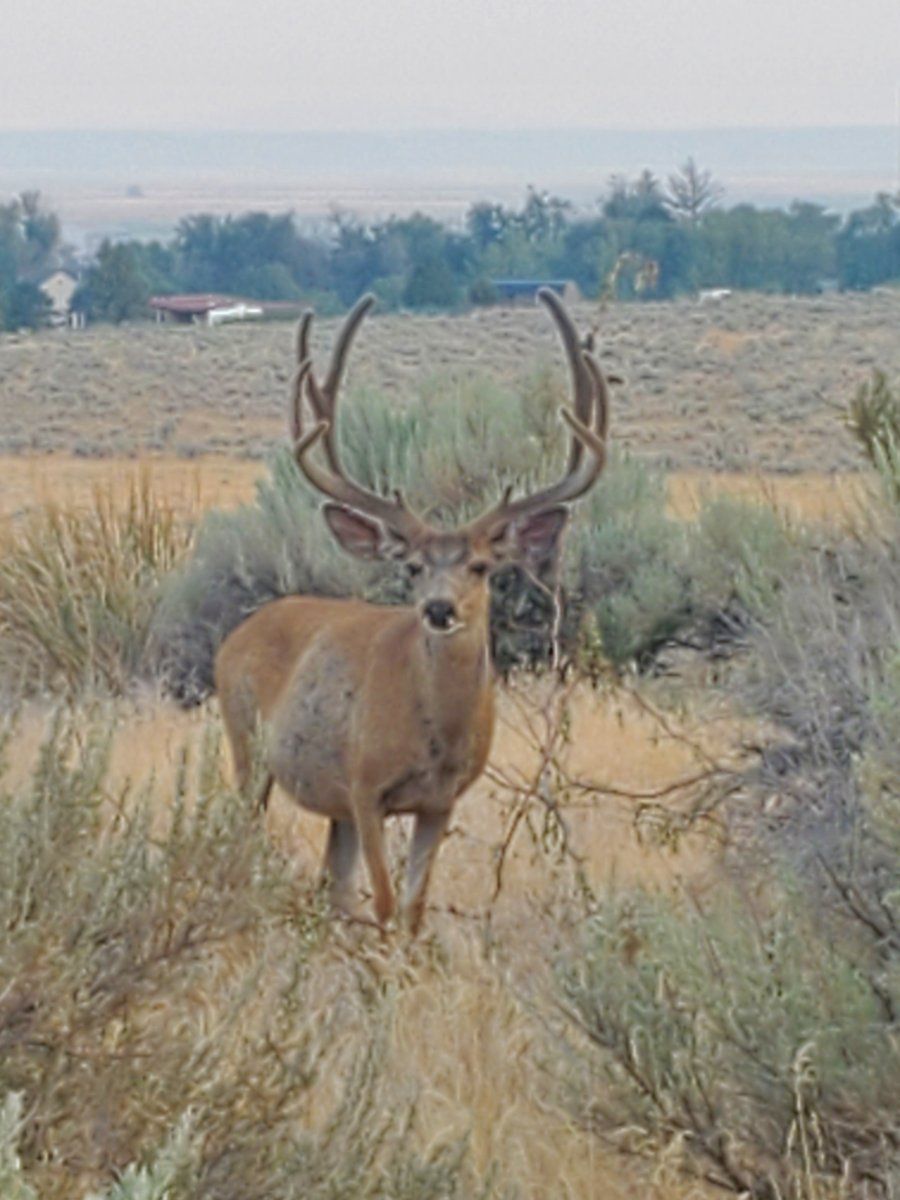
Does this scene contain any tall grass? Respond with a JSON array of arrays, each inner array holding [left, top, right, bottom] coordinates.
[[0, 473, 193, 696], [0, 711, 502, 1199]]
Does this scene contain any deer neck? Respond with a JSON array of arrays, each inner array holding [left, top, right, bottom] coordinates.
[[417, 614, 491, 743]]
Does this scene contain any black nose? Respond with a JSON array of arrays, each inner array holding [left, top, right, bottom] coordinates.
[[423, 599, 456, 629]]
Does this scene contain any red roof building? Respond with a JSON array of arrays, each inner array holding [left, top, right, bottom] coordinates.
[[149, 294, 239, 322]]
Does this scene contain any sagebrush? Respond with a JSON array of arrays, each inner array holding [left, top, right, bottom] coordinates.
[[153, 371, 797, 701], [0, 710, 502, 1199], [554, 880, 899, 1199]]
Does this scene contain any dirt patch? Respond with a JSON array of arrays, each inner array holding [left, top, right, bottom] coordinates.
[[696, 327, 757, 355]]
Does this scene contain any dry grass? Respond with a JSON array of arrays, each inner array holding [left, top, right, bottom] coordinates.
[[8, 680, 733, 904], [3, 289, 900, 471], [0, 455, 252, 522], [0, 454, 870, 530], [665, 469, 875, 525], [0, 354, 892, 1193], [0, 472, 196, 694], [4, 681, 732, 1199]]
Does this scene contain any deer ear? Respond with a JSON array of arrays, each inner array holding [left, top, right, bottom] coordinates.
[[322, 504, 409, 561], [492, 506, 569, 574]]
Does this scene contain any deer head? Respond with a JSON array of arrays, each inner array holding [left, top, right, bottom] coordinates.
[[289, 289, 609, 638]]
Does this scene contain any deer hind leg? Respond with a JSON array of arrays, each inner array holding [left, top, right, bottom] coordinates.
[[403, 810, 451, 937], [219, 681, 271, 808], [353, 800, 395, 928], [323, 818, 360, 916]]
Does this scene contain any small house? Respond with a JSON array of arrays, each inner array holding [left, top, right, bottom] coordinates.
[[39, 269, 79, 326], [150, 294, 242, 325]]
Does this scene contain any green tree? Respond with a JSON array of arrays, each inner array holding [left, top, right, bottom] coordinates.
[[602, 171, 669, 222], [782, 202, 838, 292], [465, 201, 509, 252], [0, 192, 61, 329], [836, 193, 900, 290], [2, 281, 51, 330], [76, 240, 151, 323]]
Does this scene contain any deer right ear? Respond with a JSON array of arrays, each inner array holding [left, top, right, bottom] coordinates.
[[322, 504, 408, 561]]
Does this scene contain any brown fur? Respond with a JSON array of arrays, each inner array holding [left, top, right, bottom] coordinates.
[[217, 289, 608, 933], [216, 582, 495, 933]]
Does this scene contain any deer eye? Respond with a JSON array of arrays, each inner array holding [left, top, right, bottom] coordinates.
[[405, 561, 424, 578], [469, 560, 490, 578]]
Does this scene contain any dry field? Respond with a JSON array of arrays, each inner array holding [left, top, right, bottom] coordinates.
[[1, 294, 893, 1196], [0, 453, 872, 530], [0, 455, 758, 1196], [0, 447, 829, 1198], [2, 290, 898, 471], [7, 676, 737, 1199]]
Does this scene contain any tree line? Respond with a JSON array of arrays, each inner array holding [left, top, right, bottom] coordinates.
[[3, 161, 900, 329]]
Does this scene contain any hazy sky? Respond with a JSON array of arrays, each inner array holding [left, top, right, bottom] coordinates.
[[4, 0, 899, 132]]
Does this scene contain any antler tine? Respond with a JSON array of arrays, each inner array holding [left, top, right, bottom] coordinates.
[[536, 287, 595, 471], [297, 310, 313, 366], [461, 291, 608, 540], [559, 407, 606, 472], [582, 350, 611, 441], [290, 297, 430, 544], [289, 312, 318, 444], [289, 359, 312, 443], [322, 293, 377, 400], [294, 419, 428, 541], [304, 293, 376, 474]]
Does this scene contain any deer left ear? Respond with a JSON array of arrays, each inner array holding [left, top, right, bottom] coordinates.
[[493, 505, 570, 574], [322, 503, 409, 561]]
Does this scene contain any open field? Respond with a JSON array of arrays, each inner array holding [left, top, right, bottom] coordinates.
[[1, 295, 897, 1197], [2, 290, 899, 471], [0, 448, 748, 1196]]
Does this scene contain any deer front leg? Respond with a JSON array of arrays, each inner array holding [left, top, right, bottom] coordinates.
[[353, 800, 395, 928], [322, 818, 360, 916], [403, 810, 451, 936]]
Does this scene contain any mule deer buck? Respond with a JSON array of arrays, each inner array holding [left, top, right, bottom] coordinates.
[[215, 289, 609, 933]]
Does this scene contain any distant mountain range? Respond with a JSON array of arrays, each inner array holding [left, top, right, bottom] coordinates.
[[1, 126, 895, 182], [1, 127, 896, 245]]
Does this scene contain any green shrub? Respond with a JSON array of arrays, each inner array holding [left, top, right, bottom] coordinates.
[[847, 370, 900, 502], [562, 455, 691, 667], [549, 475, 899, 1199], [554, 883, 900, 1198], [733, 517, 900, 954], [691, 495, 798, 618], [154, 372, 701, 698]]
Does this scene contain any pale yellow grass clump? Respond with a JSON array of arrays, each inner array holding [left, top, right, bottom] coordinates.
[[0, 453, 871, 527], [0, 471, 196, 692]]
